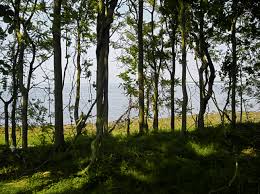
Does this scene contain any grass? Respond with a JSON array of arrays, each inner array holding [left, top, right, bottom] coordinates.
[[0, 114, 260, 193]]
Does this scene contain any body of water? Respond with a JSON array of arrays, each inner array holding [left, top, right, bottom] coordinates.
[[0, 82, 259, 125]]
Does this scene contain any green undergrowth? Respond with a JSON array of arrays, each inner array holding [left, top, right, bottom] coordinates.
[[1, 123, 260, 194]]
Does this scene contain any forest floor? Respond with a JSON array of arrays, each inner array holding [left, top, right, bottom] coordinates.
[[0, 113, 260, 193]]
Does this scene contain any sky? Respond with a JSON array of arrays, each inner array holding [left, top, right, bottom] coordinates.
[[0, 0, 224, 92]]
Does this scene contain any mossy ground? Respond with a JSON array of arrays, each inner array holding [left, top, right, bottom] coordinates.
[[0, 114, 260, 194]]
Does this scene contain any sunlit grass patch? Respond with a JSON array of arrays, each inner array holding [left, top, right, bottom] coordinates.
[[0, 177, 29, 194], [120, 161, 153, 183], [241, 147, 257, 157], [36, 176, 88, 194], [188, 141, 216, 157]]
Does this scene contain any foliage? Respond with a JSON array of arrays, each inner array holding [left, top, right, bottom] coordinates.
[[0, 122, 260, 193]]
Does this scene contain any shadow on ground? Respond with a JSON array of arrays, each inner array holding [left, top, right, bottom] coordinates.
[[1, 122, 260, 194]]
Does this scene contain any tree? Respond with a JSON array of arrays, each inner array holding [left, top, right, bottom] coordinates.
[[89, 0, 118, 167], [179, 0, 189, 135], [138, 0, 145, 134], [230, 0, 239, 127], [0, 6, 16, 147], [11, 0, 38, 149], [53, 0, 64, 147], [161, 0, 179, 131], [191, 0, 216, 129]]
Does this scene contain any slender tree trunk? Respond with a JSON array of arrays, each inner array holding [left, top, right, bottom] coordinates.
[[197, 50, 216, 129], [96, 25, 109, 136], [231, 2, 237, 128], [150, 0, 159, 132], [198, 67, 206, 129], [12, 1, 20, 148], [153, 73, 159, 131], [180, 1, 188, 135], [144, 83, 149, 132], [11, 57, 17, 148], [197, 13, 207, 129], [21, 92, 28, 148], [0, 91, 14, 147], [170, 22, 176, 131], [90, 0, 118, 169], [239, 64, 243, 122], [138, 0, 144, 134], [74, 20, 81, 135], [170, 72, 175, 131], [195, 1, 216, 130], [4, 103, 9, 147], [17, 41, 29, 149], [103, 31, 109, 134], [14, 0, 36, 149], [11, 81, 17, 148], [126, 96, 132, 136], [14, 0, 28, 148], [53, 0, 64, 147]]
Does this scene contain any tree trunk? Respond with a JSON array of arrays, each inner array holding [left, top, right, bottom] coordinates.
[[17, 41, 29, 149], [144, 83, 149, 133], [231, 2, 237, 128], [195, 1, 216, 130], [138, 0, 145, 134], [126, 96, 132, 136], [170, 72, 175, 131], [4, 103, 9, 147], [150, 0, 159, 132], [89, 0, 118, 168], [170, 21, 176, 131], [239, 64, 243, 122], [198, 66, 206, 129], [197, 48, 216, 130], [11, 63, 17, 148], [197, 9, 208, 129], [12, 1, 20, 148], [21, 92, 28, 148], [14, 0, 28, 148], [53, 0, 64, 148], [103, 33, 109, 134], [74, 20, 81, 135], [153, 73, 159, 131], [96, 22, 109, 137], [0, 93, 14, 148], [11, 81, 17, 148], [180, 1, 188, 135]]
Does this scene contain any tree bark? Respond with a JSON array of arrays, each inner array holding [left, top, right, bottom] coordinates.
[[17, 41, 29, 149], [239, 64, 243, 122], [138, 0, 144, 134], [4, 103, 9, 147], [126, 96, 132, 136], [170, 19, 177, 132], [150, 0, 160, 132], [89, 0, 118, 169], [144, 83, 150, 133], [0, 84, 14, 147], [53, 0, 64, 148], [74, 20, 81, 135], [11, 0, 20, 147], [96, 15, 109, 137], [231, 14, 237, 128], [14, 0, 28, 148], [180, 1, 188, 135], [21, 91, 28, 148], [197, 3, 216, 129], [11, 79, 17, 148], [153, 73, 159, 131]]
